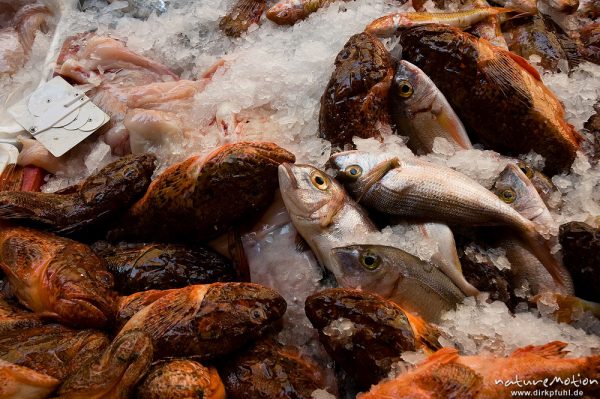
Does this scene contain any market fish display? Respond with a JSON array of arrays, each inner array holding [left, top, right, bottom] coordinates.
[[0, 324, 109, 380], [220, 0, 266, 37], [278, 163, 378, 280], [391, 60, 472, 153], [305, 288, 441, 388], [117, 283, 286, 359], [0, 359, 59, 399], [92, 241, 236, 294], [0, 154, 156, 234], [398, 24, 583, 175], [359, 341, 600, 398], [330, 245, 465, 321], [0, 226, 116, 329], [329, 150, 566, 287], [319, 32, 394, 149], [366, 7, 517, 38], [137, 359, 225, 399], [217, 338, 334, 398], [0, 2, 51, 76], [121, 142, 295, 242], [56, 330, 153, 399]]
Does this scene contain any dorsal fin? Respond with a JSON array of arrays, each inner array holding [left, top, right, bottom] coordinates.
[[511, 341, 569, 358], [503, 49, 542, 81], [405, 311, 442, 353], [420, 347, 461, 367]]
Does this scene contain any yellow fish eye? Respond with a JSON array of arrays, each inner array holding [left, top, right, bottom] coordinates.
[[344, 165, 362, 179], [360, 252, 381, 270], [397, 80, 413, 98], [310, 171, 329, 191], [499, 188, 516, 203]]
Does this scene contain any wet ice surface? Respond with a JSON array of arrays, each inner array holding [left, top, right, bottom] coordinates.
[[440, 295, 600, 358], [4, 0, 598, 381]]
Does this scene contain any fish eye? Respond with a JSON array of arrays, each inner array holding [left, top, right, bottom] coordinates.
[[250, 307, 266, 321], [344, 165, 362, 179], [310, 171, 329, 191], [397, 80, 413, 98], [499, 188, 516, 203], [360, 252, 381, 270]]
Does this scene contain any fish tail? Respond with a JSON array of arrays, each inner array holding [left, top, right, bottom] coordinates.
[[520, 224, 566, 288], [544, 294, 600, 323]]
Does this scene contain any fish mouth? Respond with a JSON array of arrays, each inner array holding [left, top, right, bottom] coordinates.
[[278, 163, 298, 189]]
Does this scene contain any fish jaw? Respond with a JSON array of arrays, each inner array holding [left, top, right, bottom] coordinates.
[[328, 150, 398, 198]]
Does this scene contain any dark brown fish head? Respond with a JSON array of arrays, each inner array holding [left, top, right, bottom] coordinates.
[[201, 283, 286, 335], [319, 32, 394, 149], [138, 359, 225, 399], [57, 329, 153, 398], [217, 337, 335, 398], [305, 288, 420, 389], [79, 153, 157, 205], [47, 243, 117, 328]]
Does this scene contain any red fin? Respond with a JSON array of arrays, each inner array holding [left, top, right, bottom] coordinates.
[[421, 347, 461, 367], [504, 50, 542, 81], [0, 164, 22, 191], [20, 166, 46, 192], [511, 341, 569, 359], [406, 311, 442, 353]]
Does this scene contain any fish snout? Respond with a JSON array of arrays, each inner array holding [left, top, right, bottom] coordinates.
[[278, 163, 298, 190]]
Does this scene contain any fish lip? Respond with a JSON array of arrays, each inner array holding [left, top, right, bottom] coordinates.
[[279, 163, 298, 189]]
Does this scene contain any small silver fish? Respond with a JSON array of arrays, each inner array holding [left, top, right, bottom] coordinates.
[[330, 244, 466, 322], [278, 163, 378, 281], [329, 150, 567, 288], [392, 60, 472, 154]]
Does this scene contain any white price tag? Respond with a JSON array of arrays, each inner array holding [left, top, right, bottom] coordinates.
[[8, 77, 109, 157]]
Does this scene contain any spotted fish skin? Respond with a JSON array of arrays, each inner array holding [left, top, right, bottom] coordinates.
[[0, 154, 156, 234], [117, 283, 287, 360], [0, 324, 110, 380], [56, 330, 154, 399], [319, 32, 394, 149], [0, 227, 117, 329], [122, 142, 295, 242], [306, 288, 441, 389]]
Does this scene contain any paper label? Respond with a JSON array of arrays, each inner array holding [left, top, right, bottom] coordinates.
[[8, 77, 109, 158]]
